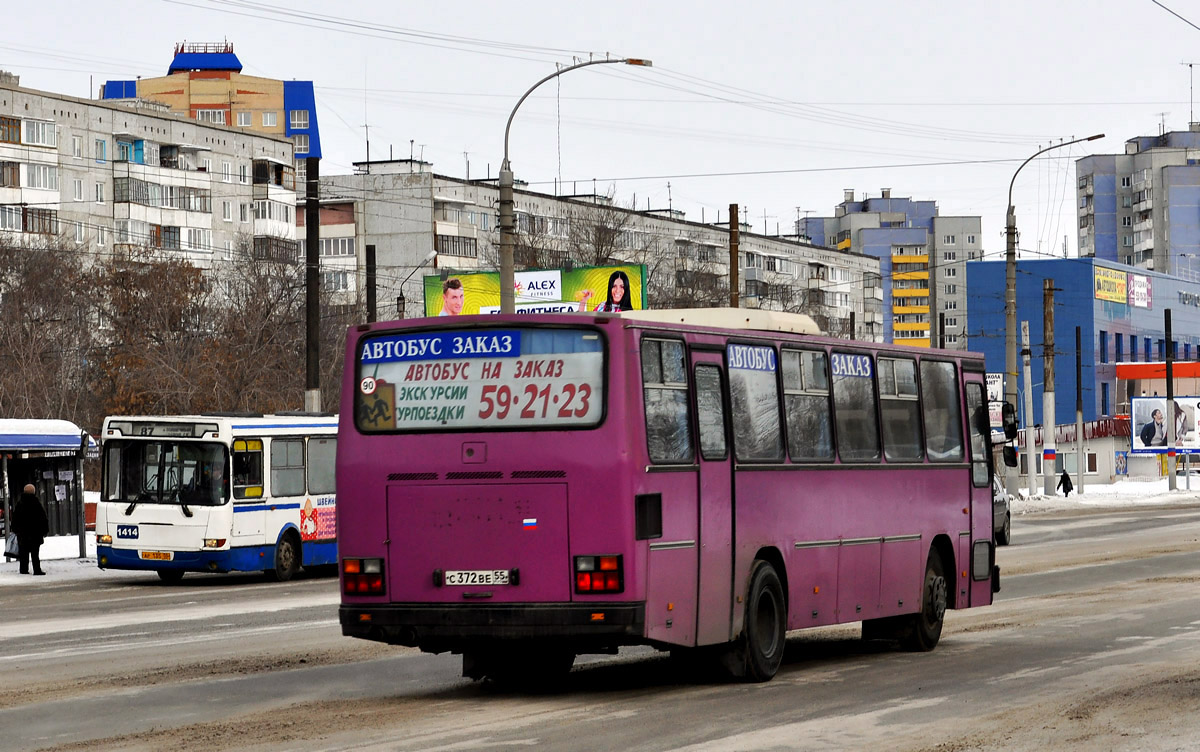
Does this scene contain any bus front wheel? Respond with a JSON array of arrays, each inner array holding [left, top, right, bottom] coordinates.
[[902, 551, 947, 652], [723, 559, 786, 682], [269, 532, 301, 582]]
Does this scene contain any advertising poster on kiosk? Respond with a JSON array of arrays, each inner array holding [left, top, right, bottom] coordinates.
[[422, 264, 647, 317], [1131, 396, 1200, 454]]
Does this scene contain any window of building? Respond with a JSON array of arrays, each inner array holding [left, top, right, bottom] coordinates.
[[1116, 333, 1124, 362], [943, 235, 955, 244], [27, 164, 58, 190], [73, 221, 84, 243], [71, 179, 82, 201], [95, 139, 106, 162], [945, 284, 957, 294], [23, 207, 57, 234], [239, 164, 248, 184], [320, 237, 356, 256], [967, 235, 976, 244], [944, 267, 957, 278], [1099, 330, 1108, 363], [1121, 176, 1132, 187], [237, 112, 252, 127], [262, 112, 277, 128], [1122, 195, 1133, 208], [293, 134, 309, 155], [322, 270, 350, 291], [222, 162, 232, 182], [945, 317, 958, 327], [0, 162, 18, 188], [0, 116, 19, 144], [195, 109, 226, 125], [1122, 216, 1133, 227], [1102, 382, 1110, 416], [71, 136, 82, 158], [24, 120, 56, 147], [0, 205, 21, 231], [202, 158, 212, 173], [1145, 337, 1152, 361], [1123, 235, 1133, 247], [95, 182, 104, 204], [289, 110, 309, 130], [295, 159, 306, 186], [944, 251, 956, 261], [944, 300, 957, 310], [222, 200, 232, 221], [97, 225, 107, 245]]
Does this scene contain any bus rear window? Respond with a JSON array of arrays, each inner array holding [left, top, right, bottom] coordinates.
[[356, 327, 604, 432]]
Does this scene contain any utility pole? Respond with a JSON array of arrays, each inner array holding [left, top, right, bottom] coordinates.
[[729, 203, 740, 308], [1043, 279, 1056, 495], [1167, 308, 1177, 490], [1022, 321, 1036, 499], [304, 155, 321, 413], [366, 244, 377, 323], [1075, 326, 1084, 496]]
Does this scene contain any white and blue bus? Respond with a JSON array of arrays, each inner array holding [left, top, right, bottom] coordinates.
[[96, 414, 338, 582]]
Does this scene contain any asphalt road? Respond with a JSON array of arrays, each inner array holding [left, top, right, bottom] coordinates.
[[3, 504, 1200, 751]]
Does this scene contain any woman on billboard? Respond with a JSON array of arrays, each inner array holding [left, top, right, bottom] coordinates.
[[580, 270, 633, 312]]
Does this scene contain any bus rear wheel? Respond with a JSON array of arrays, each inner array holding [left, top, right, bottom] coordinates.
[[901, 551, 947, 652], [723, 559, 786, 682], [157, 569, 184, 584], [269, 532, 301, 582]]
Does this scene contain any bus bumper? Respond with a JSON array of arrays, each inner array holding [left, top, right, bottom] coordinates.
[[339, 602, 645, 653]]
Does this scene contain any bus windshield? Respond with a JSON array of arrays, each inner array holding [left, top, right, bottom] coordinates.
[[355, 326, 605, 432], [103, 440, 229, 507]]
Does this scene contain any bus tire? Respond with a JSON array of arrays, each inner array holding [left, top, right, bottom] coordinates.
[[157, 569, 184, 584], [728, 560, 786, 682], [902, 550, 947, 652], [269, 532, 301, 582]]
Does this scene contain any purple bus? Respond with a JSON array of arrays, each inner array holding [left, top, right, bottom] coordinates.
[[338, 309, 999, 683]]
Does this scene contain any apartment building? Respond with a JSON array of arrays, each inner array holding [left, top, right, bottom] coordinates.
[[0, 72, 297, 263], [1077, 126, 1200, 278], [800, 189, 982, 348], [100, 42, 320, 187], [315, 159, 880, 333]]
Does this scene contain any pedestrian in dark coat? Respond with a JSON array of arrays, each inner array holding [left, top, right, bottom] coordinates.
[[12, 484, 48, 575], [1057, 470, 1074, 498]]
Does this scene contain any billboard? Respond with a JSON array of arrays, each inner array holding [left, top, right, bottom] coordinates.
[[1094, 267, 1127, 304], [1131, 396, 1200, 454], [422, 264, 647, 317]]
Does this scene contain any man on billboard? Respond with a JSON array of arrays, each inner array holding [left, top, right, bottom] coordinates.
[[439, 278, 464, 316], [1139, 408, 1166, 447]]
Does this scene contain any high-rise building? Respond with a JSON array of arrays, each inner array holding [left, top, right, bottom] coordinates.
[[100, 42, 319, 186], [0, 71, 297, 263], [800, 189, 982, 347], [1077, 127, 1200, 278]]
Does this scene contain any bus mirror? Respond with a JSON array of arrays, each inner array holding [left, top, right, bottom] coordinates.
[[1003, 445, 1018, 468], [1002, 402, 1018, 441]]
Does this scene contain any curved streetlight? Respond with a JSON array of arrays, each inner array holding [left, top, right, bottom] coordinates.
[[499, 57, 653, 313], [1004, 133, 1103, 493], [396, 249, 437, 319]]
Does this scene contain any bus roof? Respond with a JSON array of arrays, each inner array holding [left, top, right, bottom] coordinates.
[[102, 414, 339, 440], [618, 308, 822, 335]]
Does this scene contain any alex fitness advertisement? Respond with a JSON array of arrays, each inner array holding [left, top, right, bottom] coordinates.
[[421, 264, 647, 317]]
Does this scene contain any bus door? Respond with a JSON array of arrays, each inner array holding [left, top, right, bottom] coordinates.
[[691, 351, 735, 645], [231, 438, 266, 539], [963, 377, 996, 606]]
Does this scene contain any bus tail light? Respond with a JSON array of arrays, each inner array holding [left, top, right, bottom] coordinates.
[[97, 534, 112, 544], [574, 555, 623, 594], [203, 538, 226, 548], [343, 557, 386, 596]]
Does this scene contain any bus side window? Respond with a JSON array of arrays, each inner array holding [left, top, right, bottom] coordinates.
[[921, 361, 965, 462], [832, 352, 881, 462], [728, 343, 783, 462], [879, 357, 923, 462], [964, 382, 990, 487], [307, 437, 336, 494], [783, 349, 833, 461], [271, 438, 306, 497], [641, 337, 694, 464], [232, 439, 264, 499]]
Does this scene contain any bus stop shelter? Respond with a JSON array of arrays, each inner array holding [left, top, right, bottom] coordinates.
[[0, 420, 95, 553]]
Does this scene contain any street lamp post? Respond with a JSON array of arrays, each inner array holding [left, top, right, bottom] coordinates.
[[1005, 133, 1103, 493], [396, 250, 437, 319], [499, 57, 652, 313]]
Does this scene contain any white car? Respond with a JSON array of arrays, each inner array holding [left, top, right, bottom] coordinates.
[[992, 476, 1012, 546]]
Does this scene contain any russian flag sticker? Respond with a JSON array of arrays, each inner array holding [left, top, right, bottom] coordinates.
[[523, 518, 537, 529]]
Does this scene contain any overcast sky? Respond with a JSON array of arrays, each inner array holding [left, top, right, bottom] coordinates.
[[7, 0, 1200, 257]]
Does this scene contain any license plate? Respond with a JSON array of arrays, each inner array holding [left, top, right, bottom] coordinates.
[[444, 569, 509, 586], [140, 551, 173, 561]]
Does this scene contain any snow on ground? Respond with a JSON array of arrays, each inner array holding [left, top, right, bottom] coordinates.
[[4, 477, 1200, 586]]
